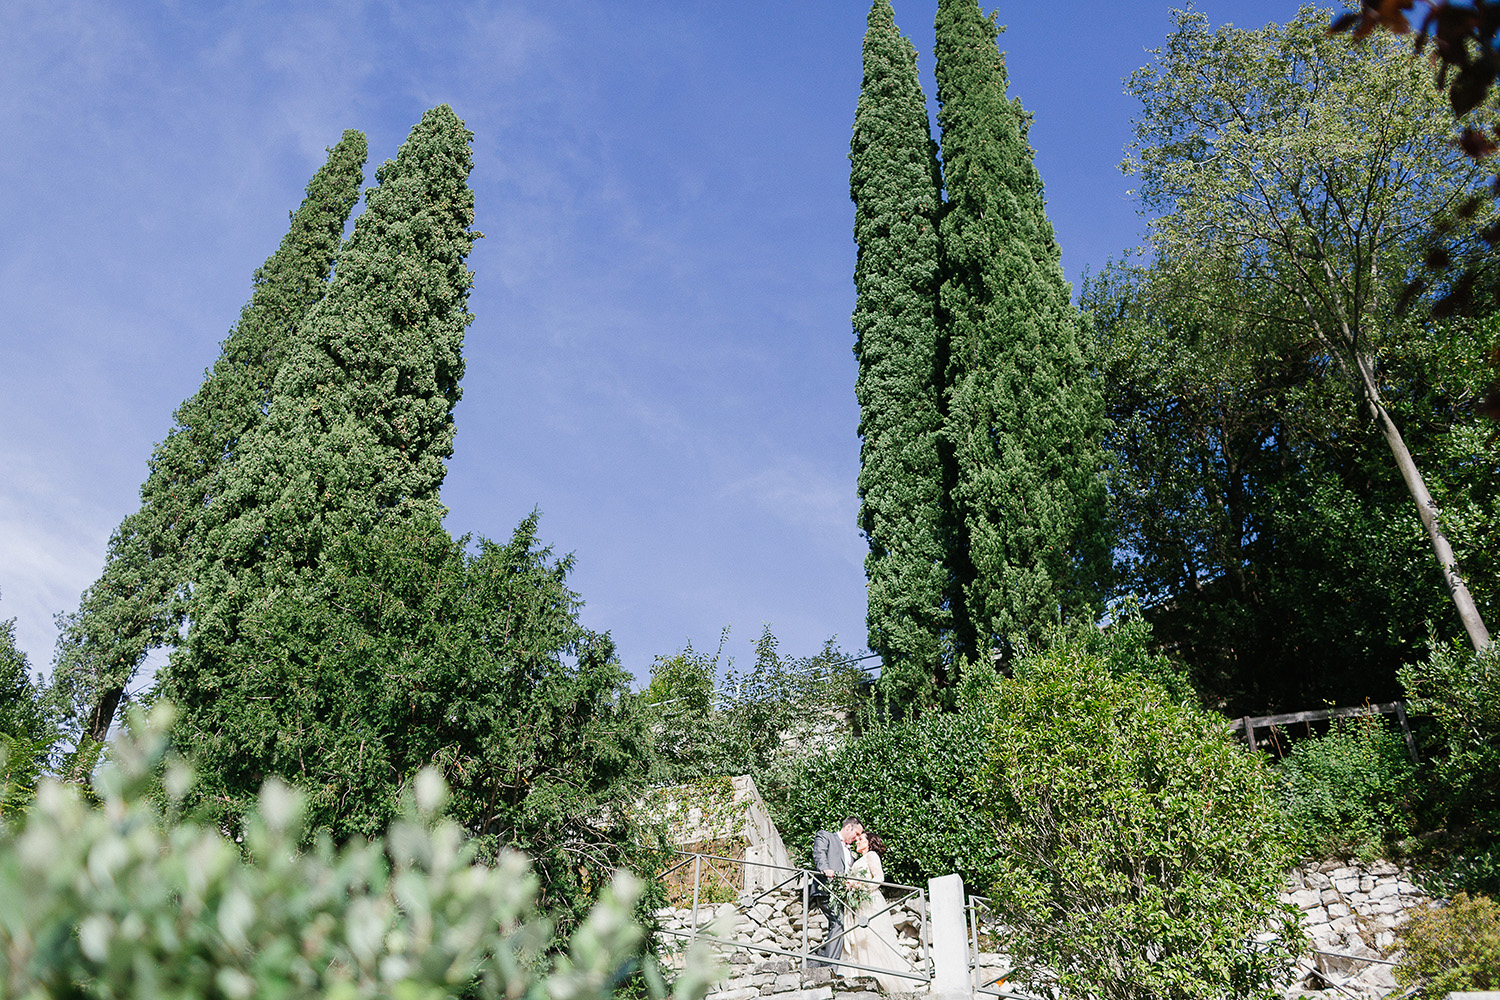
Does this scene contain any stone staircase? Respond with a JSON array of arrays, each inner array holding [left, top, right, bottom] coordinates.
[[705, 958, 924, 1000]]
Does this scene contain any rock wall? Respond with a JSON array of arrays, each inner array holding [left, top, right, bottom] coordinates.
[[659, 858, 1438, 1000], [1280, 859, 1435, 999]]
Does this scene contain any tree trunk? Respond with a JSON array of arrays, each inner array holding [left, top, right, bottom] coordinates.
[[1356, 351, 1492, 650]]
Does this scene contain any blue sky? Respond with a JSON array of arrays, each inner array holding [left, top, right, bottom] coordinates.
[[1, 0, 1312, 686]]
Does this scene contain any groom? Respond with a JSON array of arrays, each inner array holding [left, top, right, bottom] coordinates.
[[809, 815, 863, 967]]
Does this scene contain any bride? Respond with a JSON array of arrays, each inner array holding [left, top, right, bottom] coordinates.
[[840, 831, 917, 995]]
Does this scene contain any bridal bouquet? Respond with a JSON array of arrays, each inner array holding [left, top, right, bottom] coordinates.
[[829, 873, 873, 912]]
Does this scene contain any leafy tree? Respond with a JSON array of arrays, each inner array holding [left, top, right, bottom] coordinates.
[[49, 130, 367, 746], [0, 707, 720, 1000], [1125, 8, 1496, 651], [644, 626, 864, 786], [850, 0, 950, 707], [163, 509, 660, 936], [162, 104, 475, 803], [975, 634, 1300, 1000], [934, 0, 1108, 666], [0, 590, 55, 817], [1089, 259, 1500, 710]]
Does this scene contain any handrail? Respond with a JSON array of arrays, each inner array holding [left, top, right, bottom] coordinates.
[[655, 849, 932, 985]]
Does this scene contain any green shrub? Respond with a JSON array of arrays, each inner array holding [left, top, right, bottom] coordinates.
[[768, 708, 1000, 889], [0, 706, 718, 1000], [1400, 640, 1500, 818], [1395, 892, 1500, 998], [1276, 718, 1419, 859], [976, 637, 1301, 1000], [1400, 640, 1500, 892]]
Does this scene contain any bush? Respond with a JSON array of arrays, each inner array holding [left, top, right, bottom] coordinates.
[[0, 706, 719, 1000], [768, 709, 1000, 889], [1400, 640, 1500, 892], [1395, 892, 1500, 997], [1276, 718, 1420, 859], [975, 637, 1301, 1000]]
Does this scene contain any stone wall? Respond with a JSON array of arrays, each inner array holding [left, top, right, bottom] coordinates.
[[645, 775, 793, 895], [1281, 859, 1435, 999], [659, 858, 1438, 1000]]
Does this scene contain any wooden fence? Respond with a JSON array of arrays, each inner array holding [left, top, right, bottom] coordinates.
[[1230, 701, 1418, 761]]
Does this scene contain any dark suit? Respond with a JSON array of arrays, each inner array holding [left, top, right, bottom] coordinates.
[[810, 829, 848, 965]]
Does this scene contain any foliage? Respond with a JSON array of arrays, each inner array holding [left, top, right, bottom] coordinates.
[[49, 131, 367, 746], [768, 708, 998, 890], [850, 0, 950, 707], [1395, 892, 1500, 998], [769, 611, 1185, 893], [1276, 719, 1420, 860], [162, 512, 661, 936], [975, 636, 1300, 1000], [1400, 640, 1500, 875], [1098, 7, 1500, 710], [0, 706, 720, 1000], [1334, 1, 1500, 319], [1124, 6, 1496, 655], [934, 0, 1109, 667], [643, 626, 865, 786], [0, 594, 57, 818]]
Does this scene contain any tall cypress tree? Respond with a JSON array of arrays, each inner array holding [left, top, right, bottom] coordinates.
[[50, 131, 368, 746], [161, 105, 477, 825], [850, 1, 950, 707], [934, 0, 1107, 660]]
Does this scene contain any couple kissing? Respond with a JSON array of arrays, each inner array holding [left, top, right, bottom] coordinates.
[[809, 816, 913, 994]]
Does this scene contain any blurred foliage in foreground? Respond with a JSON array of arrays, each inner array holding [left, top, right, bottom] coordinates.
[[0, 706, 719, 1000]]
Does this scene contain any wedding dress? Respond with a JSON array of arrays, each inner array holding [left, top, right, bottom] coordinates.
[[840, 852, 917, 994]]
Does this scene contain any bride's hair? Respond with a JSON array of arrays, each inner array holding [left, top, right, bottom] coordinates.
[[864, 832, 888, 857]]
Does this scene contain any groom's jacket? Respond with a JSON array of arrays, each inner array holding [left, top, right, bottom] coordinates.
[[810, 830, 845, 900]]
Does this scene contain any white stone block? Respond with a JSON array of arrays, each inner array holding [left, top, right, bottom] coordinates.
[[1287, 889, 1322, 911]]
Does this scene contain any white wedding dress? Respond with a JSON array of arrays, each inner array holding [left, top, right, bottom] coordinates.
[[840, 852, 917, 994]]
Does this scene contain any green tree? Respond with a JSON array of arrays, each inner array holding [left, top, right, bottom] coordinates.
[[162, 105, 476, 787], [49, 131, 367, 747], [850, 0, 950, 708], [1088, 258, 1499, 711], [644, 626, 863, 786], [162, 510, 660, 936], [0, 590, 56, 817], [1125, 7, 1495, 652], [976, 635, 1300, 1000], [770, 708, 999, 890], [934, 0, 1108, 666]]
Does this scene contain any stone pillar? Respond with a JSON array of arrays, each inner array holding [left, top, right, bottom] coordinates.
[[928, 873, 970, 1000]]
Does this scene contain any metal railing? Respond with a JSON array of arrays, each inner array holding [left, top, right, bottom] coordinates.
[[965, 895, 1039, 1000], [656, 850, 933, 986]]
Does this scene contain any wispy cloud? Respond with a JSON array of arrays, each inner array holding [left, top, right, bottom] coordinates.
[[0, 450, 114, 672]]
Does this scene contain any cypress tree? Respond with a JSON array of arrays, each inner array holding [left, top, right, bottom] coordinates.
[[161, 105, 477, 825], [933, 0, 1107, 661], [50, 131, 368, 746], [850, 1, 950, 707]]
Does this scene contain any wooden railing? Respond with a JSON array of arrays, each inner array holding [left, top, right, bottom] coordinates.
[[1229, 701, 1418, 761]]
